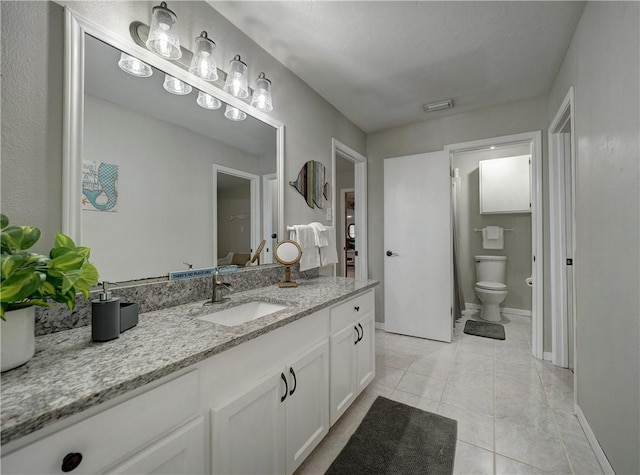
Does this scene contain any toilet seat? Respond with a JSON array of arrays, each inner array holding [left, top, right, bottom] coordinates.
[[475, 281, 507, 291]]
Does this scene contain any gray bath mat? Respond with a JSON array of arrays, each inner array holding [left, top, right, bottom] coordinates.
[[463, 319, 505, 340], [325, 396, 457, 475]]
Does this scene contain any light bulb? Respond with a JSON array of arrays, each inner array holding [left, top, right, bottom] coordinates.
[[118, 53, 153, 78], [224, 105, 247, 121], [163, 75, 192, 95], [197, 91, 222, 110]]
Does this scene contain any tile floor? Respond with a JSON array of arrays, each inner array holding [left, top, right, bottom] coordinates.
[[296, 310, 604, 475]]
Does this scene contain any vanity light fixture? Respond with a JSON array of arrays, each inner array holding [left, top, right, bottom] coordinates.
[[224, 105, 247, 121], [146, 2, 181, 60], [163, 74, 192, 95], [223, 55, 249, 99], [189, 31, 218, 81], [197, 90, 222, 110], [250, 73, 273, 112], [423, 98, 454, 112], [117, 53, 153, 77]]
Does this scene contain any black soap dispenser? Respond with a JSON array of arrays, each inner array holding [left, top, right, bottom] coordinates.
[[92, 282, 120, 342]]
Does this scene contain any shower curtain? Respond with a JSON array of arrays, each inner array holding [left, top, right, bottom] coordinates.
[[452, 169, 465, 322]]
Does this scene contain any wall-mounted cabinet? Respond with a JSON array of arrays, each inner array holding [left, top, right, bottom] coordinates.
[[479, 155, 531, 214]]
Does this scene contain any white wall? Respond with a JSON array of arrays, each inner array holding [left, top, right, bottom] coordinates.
[[1, 0, 366, 258], [83, 95, 261, 281], [366, 96, 548, 325], [0, 1, 64, 253], [548, 3, 640, 473]]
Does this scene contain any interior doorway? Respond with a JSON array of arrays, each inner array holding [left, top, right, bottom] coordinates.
[[549, 87, 576, 370], [331, 139, 368, 280], [212, 165, 259, 267], [445, 131, 543, 359]]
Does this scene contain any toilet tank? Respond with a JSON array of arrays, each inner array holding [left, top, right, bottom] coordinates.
[[474, 255, 507, 283]]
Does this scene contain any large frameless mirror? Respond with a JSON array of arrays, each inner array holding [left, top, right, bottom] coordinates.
[[63, 10, 284, 283]]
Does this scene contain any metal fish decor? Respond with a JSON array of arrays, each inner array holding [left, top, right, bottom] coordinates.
[[289, 160, 329, 209]]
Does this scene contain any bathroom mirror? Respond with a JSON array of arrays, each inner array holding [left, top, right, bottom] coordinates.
[[273, 240, 302, 288], [63, 11, 284, 283], [289, 160, 329, 209]]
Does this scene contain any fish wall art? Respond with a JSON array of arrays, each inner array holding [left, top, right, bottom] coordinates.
[[289, 160, 329, 209]]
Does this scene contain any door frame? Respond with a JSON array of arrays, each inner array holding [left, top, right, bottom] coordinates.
[[444, 131, 543, 360], [549, 87, 577, 369], [262, 173, 278, 264], [331, 139, 368, 280], [212, 164, 260, 266]]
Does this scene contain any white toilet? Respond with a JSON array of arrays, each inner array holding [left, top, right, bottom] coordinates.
[[474, 255, 508, 322]]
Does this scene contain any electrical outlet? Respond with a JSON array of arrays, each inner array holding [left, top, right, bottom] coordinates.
[[326, 207, 332, 221]]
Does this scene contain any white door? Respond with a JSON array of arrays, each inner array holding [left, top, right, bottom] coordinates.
[[285, 340, 330, 474], [110, 418, 205, 474], [211, 372, 286, 475], [384, 151, 452, 342]]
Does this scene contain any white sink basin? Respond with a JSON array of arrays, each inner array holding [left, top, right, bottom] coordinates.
[[198, 301, 288, 326]]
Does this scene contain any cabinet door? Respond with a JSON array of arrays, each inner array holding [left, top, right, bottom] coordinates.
[[211, 372, 286, 475], [109, 417, 205, 474], [329, 323, 358, 426], [285, 339, 330, 475], [355, 313, 375, 395]]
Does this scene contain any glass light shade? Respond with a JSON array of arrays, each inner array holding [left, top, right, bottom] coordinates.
[[118, 53, 153, 77], [197, 91, 222, 110], [223, 55, 249, 98], [146, 2, 182, 59], [251, 73, 273, 111], [163, 74, 192, 95], [224, 105, 247, 121], [189, 31, 218, 81]]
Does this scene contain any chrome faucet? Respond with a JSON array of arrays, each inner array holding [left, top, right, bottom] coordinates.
[[211, 267, 233, 303]]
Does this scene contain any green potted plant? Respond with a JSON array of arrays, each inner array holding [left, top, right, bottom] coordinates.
[[1, 214, 99, 371]]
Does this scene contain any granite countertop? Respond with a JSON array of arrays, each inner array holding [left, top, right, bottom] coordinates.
[[0, 277, 378, 446]]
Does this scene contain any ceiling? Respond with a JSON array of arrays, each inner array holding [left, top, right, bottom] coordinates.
[[211, 1, 585, 133]]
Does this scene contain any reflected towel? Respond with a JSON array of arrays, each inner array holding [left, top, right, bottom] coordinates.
[[319, 226, 339, 266], [290, 225, 321, 271], [309, 222, 329, 247], [482, 227, 504, 250]]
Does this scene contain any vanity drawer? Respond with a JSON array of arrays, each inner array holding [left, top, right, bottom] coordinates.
[[1, 370, 199, 474], [330, 290, 374, 332]]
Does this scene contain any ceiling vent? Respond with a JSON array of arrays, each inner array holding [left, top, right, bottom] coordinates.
[[423, 99, 454, 113]]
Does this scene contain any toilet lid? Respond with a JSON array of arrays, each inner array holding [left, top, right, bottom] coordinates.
[[476, 281, 507, 291]]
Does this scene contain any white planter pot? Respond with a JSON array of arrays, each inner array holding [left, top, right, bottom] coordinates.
[[1, 306, 36, 372]]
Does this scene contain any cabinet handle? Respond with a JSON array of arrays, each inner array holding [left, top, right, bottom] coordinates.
[[358, 323, 364, 342], [354, 306, 360, 312], [289, 367, 297, 396], [280, 372, 288, 402], [61, 453, 83, 472], [354, 326, 359, 345]]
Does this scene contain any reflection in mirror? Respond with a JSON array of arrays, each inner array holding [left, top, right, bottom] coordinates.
[[274, 240, 302, 288], [80, 34, 279, 282], [289, 160, 329, 209]]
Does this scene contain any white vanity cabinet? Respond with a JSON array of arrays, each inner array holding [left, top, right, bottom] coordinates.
[[0, 371, 204, 475], [204, 308, 330, 475], [329, 290, 375, 425]]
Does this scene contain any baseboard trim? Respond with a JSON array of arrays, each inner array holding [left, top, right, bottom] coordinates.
[[575, 405, 615, 474], [464, 302, 532, 317], [375, 322, 385, 330], [543, 351, 553, 361]]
